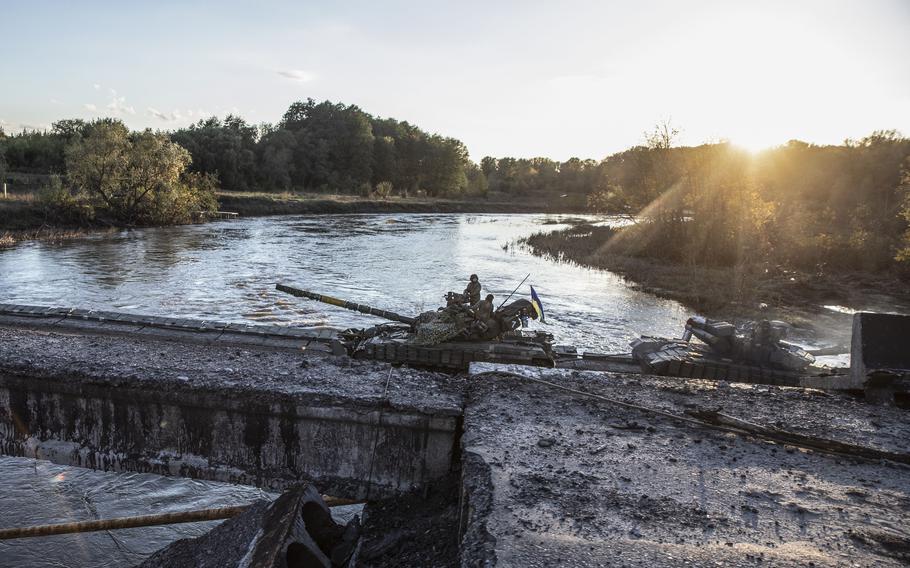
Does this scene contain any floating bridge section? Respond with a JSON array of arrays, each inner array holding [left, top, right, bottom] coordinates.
[[0, 304, 463, 499]]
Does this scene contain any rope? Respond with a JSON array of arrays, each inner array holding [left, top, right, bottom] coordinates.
[[365, 365, 394, 499]]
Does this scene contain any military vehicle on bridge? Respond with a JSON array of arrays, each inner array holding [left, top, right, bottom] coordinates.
[[631, 316, 817, 383], [276, 284, 556, 369]]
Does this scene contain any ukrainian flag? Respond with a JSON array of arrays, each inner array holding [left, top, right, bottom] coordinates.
[[530, 286, 546, 324]]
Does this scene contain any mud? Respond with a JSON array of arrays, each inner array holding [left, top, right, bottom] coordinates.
[[461, 366, 910, 567], [357, 476, 461, 568]]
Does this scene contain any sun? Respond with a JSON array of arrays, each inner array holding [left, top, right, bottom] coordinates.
[[730, 135, 776, 154]]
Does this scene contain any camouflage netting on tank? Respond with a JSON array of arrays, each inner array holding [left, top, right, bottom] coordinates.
[[414, 308, 473, 345]]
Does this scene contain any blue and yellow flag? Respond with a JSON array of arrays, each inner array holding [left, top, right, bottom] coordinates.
[[530, 286, 546, 324]]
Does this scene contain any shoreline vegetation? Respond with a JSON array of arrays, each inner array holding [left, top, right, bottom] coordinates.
[[0, 190, 586, 248], [522, 223, 910, 339], [216, 191, 583, 216]]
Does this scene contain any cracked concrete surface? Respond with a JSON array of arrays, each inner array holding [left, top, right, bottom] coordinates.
[[0, 325, 465, 415], [461, 367, 910, 567]]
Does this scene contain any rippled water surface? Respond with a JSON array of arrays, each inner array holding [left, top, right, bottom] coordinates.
[[0, 213, 691, 352], [0, 456, 273, 567], [0, 213, 696, 566]]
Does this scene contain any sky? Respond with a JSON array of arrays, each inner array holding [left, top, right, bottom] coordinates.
[[2, 0, 909, 161]]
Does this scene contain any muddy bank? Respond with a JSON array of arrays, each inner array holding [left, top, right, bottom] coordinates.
[[461, 365, 910, 567], [0, 199, 138, 248], [523, 224, 910, 340], [217, 192, 580, 217]]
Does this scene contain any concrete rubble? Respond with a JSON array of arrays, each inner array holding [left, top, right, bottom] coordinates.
[[138, 483, 361, 568]]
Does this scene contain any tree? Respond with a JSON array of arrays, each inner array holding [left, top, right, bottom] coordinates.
[[171, 116, 258, 191], [280, 99, 375, 191], [64, 119, 215, 224], [257, 128, 296, 191], [644, 119, 680, 150], [52, 119, 88, 140]]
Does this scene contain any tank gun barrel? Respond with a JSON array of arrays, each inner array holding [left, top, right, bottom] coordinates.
[[276, 283, 416, 325]]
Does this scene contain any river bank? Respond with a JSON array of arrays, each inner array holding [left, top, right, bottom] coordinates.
[[0, 198, 120, 248], [522, 224, 910, 342], [0, 190, 583, 248], [216, 191, 582, 216]]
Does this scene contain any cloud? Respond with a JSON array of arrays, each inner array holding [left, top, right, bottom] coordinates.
[[107, 95, 135, 115], [84, 89, 136, 116], [93, 83, 101, 90], [148, 107, 176, 121], [277, 69, 314, 82], [147, 107, 199, 122]]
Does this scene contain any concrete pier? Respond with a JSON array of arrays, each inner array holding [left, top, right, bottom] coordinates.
[[0, 307, 464, 499]]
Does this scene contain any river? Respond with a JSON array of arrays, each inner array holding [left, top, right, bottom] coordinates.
[[0, 213, 694, 566]]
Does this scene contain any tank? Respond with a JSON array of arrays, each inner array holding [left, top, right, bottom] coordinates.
[[276, 283, 555, 369], [631, 316, 816, 384]]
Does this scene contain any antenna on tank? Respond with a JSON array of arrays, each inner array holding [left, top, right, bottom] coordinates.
[[496, 273, 530, 310]]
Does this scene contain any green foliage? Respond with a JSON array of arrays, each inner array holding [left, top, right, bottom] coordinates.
[[595, 136, 910, 273], [56, 119, 216, 225], [168, 99, 477, 197], [481, 156, 601, 207], [373, 181, 393, 199], [171, 116, 258, 191]]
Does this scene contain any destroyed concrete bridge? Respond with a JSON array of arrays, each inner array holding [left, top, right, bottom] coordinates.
[[1, 304, 909, 566]]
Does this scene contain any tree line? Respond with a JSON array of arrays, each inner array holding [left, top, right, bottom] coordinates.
[[586, 130, 910, 273], [0, 99, 490, 198], [0, 99, 615, 201]]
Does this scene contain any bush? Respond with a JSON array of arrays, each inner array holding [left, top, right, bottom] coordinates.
[[373, 181, 393, 199]]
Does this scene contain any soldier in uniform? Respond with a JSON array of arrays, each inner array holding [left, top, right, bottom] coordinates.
[[473, 293, 494, 322], [463, 274, 482, 305]]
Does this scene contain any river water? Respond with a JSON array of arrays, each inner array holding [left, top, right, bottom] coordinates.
[[0, 213, 697, 566]]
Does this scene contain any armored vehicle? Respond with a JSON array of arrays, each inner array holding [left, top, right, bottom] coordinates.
[[276, 284, 556, 369], [631, 316, 816, 383]]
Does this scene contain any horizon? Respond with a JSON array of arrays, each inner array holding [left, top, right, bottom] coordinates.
[[3, 0, 909, 161]]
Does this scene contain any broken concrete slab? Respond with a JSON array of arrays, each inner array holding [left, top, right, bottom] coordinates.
[[850, 312, 910, 390], [137, 483, 360, 568], [0, 326, 466, 498], [460, 367, 910, 567]]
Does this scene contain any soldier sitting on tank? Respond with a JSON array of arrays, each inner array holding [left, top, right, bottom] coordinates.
[[463, 274, 482, 305], [473, 294, 494, 322]]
